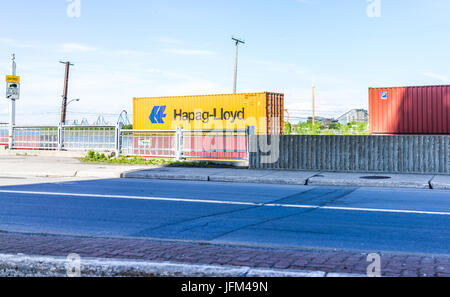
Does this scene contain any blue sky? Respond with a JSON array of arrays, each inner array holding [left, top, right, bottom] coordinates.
[[1, 0, 450, 125]]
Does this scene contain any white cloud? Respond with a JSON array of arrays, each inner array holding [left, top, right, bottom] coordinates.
[[0, 63, 222, 125], [110, 49, 152, 56], [423, 72, 449, 83], [158, 37, 183, 45], [0, 38, 36, 48], [161, 49, 216, 56], [143, 68, 163, 74], [59, 43, 97, 52]]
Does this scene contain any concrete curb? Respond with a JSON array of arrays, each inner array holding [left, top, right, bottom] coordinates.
[[122, 170, 450, 190], [307, 178, 431, 189], [123, 171, 311, 186], [205, 175, 308, 185], [0, 171, 123, 179], [0, 171, 78, 178], [123, 172, 209, 182], [0, 150, 86, 158], [0, 253, 366, 277], [430, 175, 450, 190]]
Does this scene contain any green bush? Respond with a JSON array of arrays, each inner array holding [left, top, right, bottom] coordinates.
[[292, 121, 368, 135], [82, 150, 180, 166], [295, 121, 323, 135], [83, 150, 111, 162], [80, 151, 238, 168], [284, 123, 292, 135]]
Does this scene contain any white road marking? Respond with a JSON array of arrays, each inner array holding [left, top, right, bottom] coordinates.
[[0, 190, 259, 207], [0, 189, 449, 216]]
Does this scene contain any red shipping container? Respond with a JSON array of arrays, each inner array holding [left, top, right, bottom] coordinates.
[[369, 85, 450, 135]]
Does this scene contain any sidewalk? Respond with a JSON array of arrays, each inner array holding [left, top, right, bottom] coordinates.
[[0, 155, 449, 189], [1, 232, 448, 277], [123, 167, 450, 190], [0, 155, 155, 179]]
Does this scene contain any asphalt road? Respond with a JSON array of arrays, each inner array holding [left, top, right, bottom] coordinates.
[[0, 178, 449, 255]]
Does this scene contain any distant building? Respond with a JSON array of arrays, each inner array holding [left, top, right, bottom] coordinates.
[[337, 109, 368, 125], [307, 116, 336, 126]]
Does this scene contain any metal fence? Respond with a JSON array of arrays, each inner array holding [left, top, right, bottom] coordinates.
[[62, 126, 116, 151], [4, 124, 249, 161], [120, 129, 177, 158], [182, 129, 248, 161], [0, 123, 8, 145], [13, 126, 58, 150]]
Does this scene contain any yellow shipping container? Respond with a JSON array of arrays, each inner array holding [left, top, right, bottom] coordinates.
[[133, 92, 284, 134]]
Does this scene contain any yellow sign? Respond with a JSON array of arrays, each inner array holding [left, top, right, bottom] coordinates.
[[6, 76, 20, 83]]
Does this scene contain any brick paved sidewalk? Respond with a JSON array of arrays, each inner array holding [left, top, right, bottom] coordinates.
[[0, 232, 448, 277]]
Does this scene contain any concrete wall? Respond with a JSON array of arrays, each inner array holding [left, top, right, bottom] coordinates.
[[249, 135, 450, 174]]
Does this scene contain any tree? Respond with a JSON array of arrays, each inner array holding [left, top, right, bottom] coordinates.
[[328, 122, 340, 130], [339, 123, 351, 135], [290, 120, 368, 135], [284, 122, 292, 135], [294, 121, 322, 135], [354, 122, 368, 135]]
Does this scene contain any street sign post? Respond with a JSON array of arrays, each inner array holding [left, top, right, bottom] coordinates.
[[6, 75, 20, 83], [6, 80, 20, 100], [7, 54, 18, 149]]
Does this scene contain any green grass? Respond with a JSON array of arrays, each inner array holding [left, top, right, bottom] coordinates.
[[80, 150, 237, 168]]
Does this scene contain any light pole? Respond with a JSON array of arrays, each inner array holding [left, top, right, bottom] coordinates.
[[284, 109, 290, 124], [67, 98, 80, 106], [65, 99, 80, 124], [232, 37, 245, 94], [60, 61, 74, 125]]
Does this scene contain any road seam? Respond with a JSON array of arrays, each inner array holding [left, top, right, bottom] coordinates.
[[429, 175, 436, 189]]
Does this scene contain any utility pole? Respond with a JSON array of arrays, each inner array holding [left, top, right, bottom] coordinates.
[[312, 85, 316, 125], [60, 61, 74, 125], [284, 109, 290, 124], [232, 37, 245, 94], [8, 54, 17, 149]]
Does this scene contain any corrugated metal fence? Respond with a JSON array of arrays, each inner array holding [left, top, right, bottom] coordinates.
[[249, 135, 450, 174]]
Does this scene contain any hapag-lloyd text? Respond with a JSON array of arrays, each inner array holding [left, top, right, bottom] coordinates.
[[174, 108, 245, 124]]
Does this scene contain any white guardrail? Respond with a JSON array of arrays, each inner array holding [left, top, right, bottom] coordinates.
[[3, 124, 250, 161], [0, 123, 8, 146]]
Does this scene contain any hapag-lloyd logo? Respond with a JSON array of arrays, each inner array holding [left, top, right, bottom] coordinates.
[[150, 106, 167, 124], [174, 108, 245, 124]]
